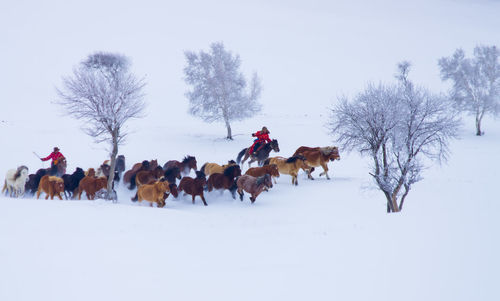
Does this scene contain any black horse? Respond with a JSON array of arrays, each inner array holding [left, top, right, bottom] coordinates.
[[236, 139, 280, 167]]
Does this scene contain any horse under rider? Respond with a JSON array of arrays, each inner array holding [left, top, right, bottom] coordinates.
[[41, 147, 65, 168], [249, 126, 272, 155]]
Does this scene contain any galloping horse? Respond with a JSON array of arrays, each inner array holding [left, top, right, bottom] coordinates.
[[293, 146, 341, 180], [178, 171, 208, 206], [163, 156, 197, 176], [236, 174, 273, 203], [236, 139, 280, 167], [264, 156, 311, 186]]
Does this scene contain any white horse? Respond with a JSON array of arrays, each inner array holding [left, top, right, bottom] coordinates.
[[2, 166, 29, 197]]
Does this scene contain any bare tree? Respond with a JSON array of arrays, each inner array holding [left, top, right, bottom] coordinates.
[[439, 45, 500, 136], [184, 42, 262, 140], [328, 62, 461, 213], [57, 52, 146, 200]]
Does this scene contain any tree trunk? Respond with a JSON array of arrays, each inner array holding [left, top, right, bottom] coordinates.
[[475, 114, 483, 136], [107, 131, 118, 201], [225, 119, 232, 140]]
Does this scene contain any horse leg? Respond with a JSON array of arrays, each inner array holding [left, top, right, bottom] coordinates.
[[320, 163, 330, 179], [57, 193, 63, 200], [237, 188, 244, 201], [250, 195, 256, 203], [200, 193, 207, 206], [192, 194, 196, 204]]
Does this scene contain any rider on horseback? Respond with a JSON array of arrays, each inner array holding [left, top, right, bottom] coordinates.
[[249, 127, 271, 155], [41, 147, 65, 168]]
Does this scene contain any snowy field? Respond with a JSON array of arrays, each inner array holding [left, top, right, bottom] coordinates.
[[1, 114, 499, 301], [1, 1, 500, 300]]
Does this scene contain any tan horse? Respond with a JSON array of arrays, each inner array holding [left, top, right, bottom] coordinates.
[[294, 147, 341, 180], [200, 160, 237, 177], [264, 156, 311, 186], [36, 175, 65, 200], [132, 180, 170, 208]]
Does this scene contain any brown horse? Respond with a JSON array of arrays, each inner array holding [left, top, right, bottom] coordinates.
[[200, 160, 237, 177], [293, 146, 338, 157], [264, 156, 311, 185], [294, 147, 341, 180], [178, 171, 207, 206], [207, 165, 242, 199], [245, 164, 280, 180], [77, 176, 108, 200], [36, 175, 65, 200], [163, 156, 197, 176], [236, 174, 273, 203], [134, 166, 164, 187], [131, 180, 171, 208], [123, 159, 158, 186], [236, 139, 280, 167]]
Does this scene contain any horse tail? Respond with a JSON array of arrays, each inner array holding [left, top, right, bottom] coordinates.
[[128, 174, 137, 190], [263, 158, 271, 166], [200, 163, 207, 175], [236, 148, 247, 164], [131, 192, 138, 202]]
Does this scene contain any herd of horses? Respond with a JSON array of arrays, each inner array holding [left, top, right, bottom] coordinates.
[[2, 140, 341, 208]]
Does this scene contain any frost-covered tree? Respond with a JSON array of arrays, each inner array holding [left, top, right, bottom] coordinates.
[[439, 45, 500, 136], [184, 42, 262, 140], [57, 52, 146, 200], [329, 62, 461, 213]]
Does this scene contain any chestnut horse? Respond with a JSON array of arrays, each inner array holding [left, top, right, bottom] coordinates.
[[124, 160, 158, 189], [236, 139, 280, 167], [206, 165, 242, 199], [134, 166, 164, 187], [36, 175, 65, 200], [293, 147, 340, 180], [178, 171, 208, 206], [236, 174, 273, 203], [77, 176, 108, 200], [163, 156, 197, 176], [245, 164, 280, 180]]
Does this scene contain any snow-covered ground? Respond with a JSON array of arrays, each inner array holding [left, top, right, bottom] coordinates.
[[1, 113, 498, 301], [1, 1, 500, 300]]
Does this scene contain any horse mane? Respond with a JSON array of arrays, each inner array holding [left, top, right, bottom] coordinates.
[[183, 156, 195, 164], [195, 171, 206, 180], [227, 160, 236, 165], [142, 160, 150, 168], [286, 156, 303, 163], [256, 174, 268, 186], [14, 166, 28, 179]]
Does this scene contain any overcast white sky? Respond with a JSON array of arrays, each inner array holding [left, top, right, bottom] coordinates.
[[1, 0, 499, 122]]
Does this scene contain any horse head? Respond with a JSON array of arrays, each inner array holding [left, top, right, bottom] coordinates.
[[183, 156, 197, 171], [270, 139, 280, 152]]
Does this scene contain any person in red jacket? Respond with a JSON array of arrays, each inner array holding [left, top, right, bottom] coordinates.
[[41, 147, 65, 167], [249, 126, 272, 155]]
